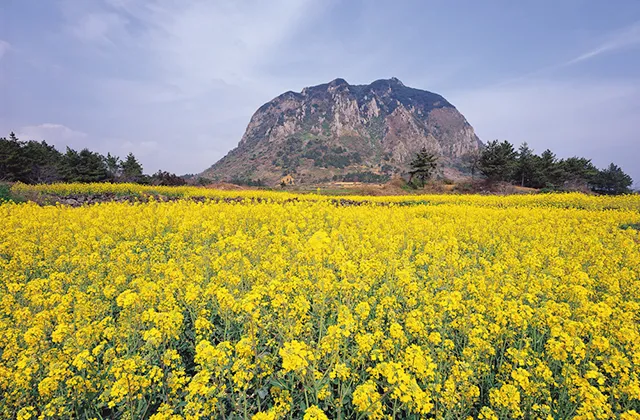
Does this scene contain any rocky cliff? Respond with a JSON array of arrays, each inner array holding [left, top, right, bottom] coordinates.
[[202, 78, 482, 184]]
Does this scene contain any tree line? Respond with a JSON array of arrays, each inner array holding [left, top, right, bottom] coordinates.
[[474, 140, 633, 194], [410, 141, 634, 194], [0, 132, 187, 185]]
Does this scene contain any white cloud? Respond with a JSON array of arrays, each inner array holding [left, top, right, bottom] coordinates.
[[60, 0, 327, 97], [17, 123, 88, 147], [49, 0, 336, 175], [147, 1, 321, 90], [566, 21, 640, 65]]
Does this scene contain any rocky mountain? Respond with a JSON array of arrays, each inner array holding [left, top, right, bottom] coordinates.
[[202, 78, 482, 185]]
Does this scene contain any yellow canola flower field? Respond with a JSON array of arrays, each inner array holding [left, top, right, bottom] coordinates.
[[1, 188, 640, 419], [11, 181, 640, 211]]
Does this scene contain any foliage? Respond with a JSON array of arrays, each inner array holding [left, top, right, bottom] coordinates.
[[195, 177, 214, 186], [334, 172, 390, 183], [0, 133, 56, 183], [272, 137, 304, 172], [591, 163, 633, 195], [59, 147, 110, 183], [0, 183, 15, 202], [301, 140, 362, 169], [558, 157, 599, 187], [479, 140, 517, 182], [10, 182, 640, 210], [535, 149, 563, 189], [1, 190, 640, 419], [408, 147, 438, 187], [120, 153, 144, 183], [461, 150, 481, 178], [477, 140, 633, 195], [0, 132, 168, 185], [104, 153, 122, 180], [149, 170, 188, 186], [620, 222, 640, 231], [229, 178, 265, 187], [513, 142, 539, 187]]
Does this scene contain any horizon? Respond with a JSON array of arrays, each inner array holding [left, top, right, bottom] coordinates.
[[1, 1, 639, 187]]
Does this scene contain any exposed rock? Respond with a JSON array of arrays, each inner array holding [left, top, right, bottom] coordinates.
[[201, 78, 482, 184]]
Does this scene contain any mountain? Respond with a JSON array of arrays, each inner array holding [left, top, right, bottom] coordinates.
[[201, 78, 482, 185]]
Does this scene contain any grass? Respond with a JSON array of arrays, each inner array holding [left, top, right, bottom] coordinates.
[[0, 183, 17, 202]]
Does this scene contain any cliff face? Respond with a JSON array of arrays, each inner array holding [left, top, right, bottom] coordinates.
[[202, 78, 482, 184]]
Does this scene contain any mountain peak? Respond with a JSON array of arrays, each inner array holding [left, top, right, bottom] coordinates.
[[329, 78, 349, 86], [203, 78, 482, 185]]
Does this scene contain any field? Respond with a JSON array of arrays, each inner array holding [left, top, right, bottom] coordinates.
[[1, 184, 640, 419]]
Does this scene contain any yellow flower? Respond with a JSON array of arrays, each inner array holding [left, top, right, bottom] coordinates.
[[252, 412, 276, 420], [490, 384, 522, 418], [353, 380, 384, 419], [279, 340, 314, 373], [3, 184, 640, 418], [330, 363, 351, 381], [621, 411, 640, 420], [303, 405, 329, 420]]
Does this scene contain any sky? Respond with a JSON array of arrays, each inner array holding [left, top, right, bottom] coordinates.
[[1, 1, 639, 185]]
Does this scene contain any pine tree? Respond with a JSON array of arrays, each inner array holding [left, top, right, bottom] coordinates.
[[408, 147, 438, 187], [121, 153, 143, 182], [479, 140, 517, 182], [537, 149, 563, 188], [22, 140, 63, 183], [513, 142, 538, 187], [0, 132, 30, 182], [60, 148, 109, 183], [558, 157, 598, 188], [592, 163, 633, 195], [104, 153, 122, 181]]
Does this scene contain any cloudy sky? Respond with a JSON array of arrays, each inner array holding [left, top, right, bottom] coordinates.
[[1, 1, 639, 184]]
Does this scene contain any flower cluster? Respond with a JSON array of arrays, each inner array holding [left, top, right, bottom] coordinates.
[[1, 186, 639, 419]]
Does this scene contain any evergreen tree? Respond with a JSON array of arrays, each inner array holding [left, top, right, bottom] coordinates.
[[408, 147, 438, 187], [536, 149, 563, 189], [558, 157, 598, 188], [592, 163, 633, 195], [479, 140, 517, 182], [120, 153, 143, 182], [60, 148, 109, 183], [22, 140, 63, 183], [0, 132, 30, 182], [513, 142, 538, 187], [104, 153, 122, 181]]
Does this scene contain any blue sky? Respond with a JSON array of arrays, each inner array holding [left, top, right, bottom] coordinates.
[[1, 1, 639, 185]]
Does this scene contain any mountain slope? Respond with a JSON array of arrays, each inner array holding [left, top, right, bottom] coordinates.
[[202, 78, 482, 184]]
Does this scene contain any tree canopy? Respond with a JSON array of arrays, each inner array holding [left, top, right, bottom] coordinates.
[[408, 147, 438, 187], [479, 140, 517, 182], [0, 132, 184, 186], [476, 139, 634, 194]]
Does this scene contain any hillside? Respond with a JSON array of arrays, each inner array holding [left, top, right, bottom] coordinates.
[[202, 78, 482, 185]]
